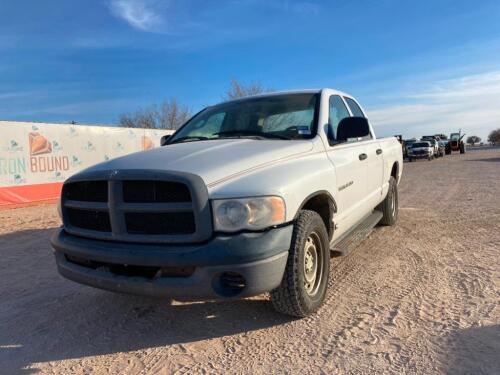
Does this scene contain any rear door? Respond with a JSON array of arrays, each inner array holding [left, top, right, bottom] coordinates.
[[344, 96, 384, 208], [325, 95, 368, 237]]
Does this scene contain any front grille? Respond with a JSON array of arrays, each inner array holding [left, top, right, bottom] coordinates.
[[125, 212, 195, 235], [61, 171, 211, 243], [63, 181, 108, 202], [66, 207, 111, 232], [123, 180, 191, 203]]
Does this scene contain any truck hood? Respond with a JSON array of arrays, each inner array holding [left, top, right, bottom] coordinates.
[[84, 139, 314, 186]]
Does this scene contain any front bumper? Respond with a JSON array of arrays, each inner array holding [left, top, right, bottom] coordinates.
[[51, 225, 293, 299], [408, 153, 431, 159]]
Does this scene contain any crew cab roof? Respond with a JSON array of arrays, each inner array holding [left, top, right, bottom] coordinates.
[[216, 88, 354, 106]]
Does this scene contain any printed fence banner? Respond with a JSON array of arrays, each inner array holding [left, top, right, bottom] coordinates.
[[0, 121, 173, 206]]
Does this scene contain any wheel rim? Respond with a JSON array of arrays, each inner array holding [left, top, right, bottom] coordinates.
[[390, 184, 397, 216], [303, 232, 322, 296]]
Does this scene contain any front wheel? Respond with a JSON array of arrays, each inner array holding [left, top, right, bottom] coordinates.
[[378, 176, 398, 226], [271, 210, 330, 317]]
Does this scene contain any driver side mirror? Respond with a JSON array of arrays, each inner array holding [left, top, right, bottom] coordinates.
[[336, 117, 371, 143], [160, 134, 171, 146]]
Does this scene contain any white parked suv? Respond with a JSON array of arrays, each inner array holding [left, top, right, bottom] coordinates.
[[51, 89, 403, 317], [408, 141, 434, 162]]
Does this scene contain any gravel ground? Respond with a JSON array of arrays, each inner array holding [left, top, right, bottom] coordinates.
[[1, 150, 499, 374]]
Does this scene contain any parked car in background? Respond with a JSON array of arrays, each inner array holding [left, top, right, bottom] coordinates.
[[404, 139, 417, 158], [439, 140, 448, 153], [422, 136, 443, 158], [434, 133, 447, 140], [408, 141, 433, 161]]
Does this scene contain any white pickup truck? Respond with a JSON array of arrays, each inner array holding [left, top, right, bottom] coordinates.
[[51, 89, 403, 317]]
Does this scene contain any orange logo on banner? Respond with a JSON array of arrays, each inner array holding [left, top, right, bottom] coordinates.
[[141, 136, 154, 150], [29, 132, 52, 156]]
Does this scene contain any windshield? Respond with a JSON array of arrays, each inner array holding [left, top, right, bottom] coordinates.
[[168, 93, 319, 144], [412, 142, 430, 148], [450, 134, 460, 141]]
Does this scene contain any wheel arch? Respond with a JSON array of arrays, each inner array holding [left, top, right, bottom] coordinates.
[[390, 161, 400, 183], [295, 191, 337, 240]]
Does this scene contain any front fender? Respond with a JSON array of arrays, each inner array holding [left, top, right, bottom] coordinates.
[[208, 149, 337, 223]]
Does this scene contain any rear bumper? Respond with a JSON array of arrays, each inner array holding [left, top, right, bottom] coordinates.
[[51, 225, 292, 299]]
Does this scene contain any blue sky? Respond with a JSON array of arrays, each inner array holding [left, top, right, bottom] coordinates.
[[1, 0, 499, 139]]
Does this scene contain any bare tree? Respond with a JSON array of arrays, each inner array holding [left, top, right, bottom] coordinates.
[[158, 98, 191, 129], [136, 107, 158, 129], [118, 98, 191, 129], [466, 135, 481, 145], [223, 79, 269, 100], [118, 113, 136, 128]]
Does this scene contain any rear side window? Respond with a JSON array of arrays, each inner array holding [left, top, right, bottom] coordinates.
[[328, 95, 351, 140], [344, 97, 365, 117]]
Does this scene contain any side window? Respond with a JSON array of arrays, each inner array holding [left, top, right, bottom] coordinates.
[[344, 97, 365, 117], [329, 95, 350, 140]]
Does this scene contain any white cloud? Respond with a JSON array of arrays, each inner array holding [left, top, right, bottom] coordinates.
[[108, 0, 166, 32], [367, 71, 500, 139]]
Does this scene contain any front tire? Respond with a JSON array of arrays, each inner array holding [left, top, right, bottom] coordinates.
[[460, 143, 466, 154], [271, 210, 330, 317], [378, 176, 398, 226]]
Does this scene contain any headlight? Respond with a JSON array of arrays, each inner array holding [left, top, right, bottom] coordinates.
[[212, 196, 286, 232]]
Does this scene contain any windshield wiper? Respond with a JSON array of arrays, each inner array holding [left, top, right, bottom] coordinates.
[[213, 130, 290, 140], [169, 136, 209, 144]]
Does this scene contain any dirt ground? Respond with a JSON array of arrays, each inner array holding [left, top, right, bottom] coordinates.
[[1, 150, 499, 374]]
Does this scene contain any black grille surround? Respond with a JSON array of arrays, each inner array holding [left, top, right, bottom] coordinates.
[[61, 169, 212, 244]]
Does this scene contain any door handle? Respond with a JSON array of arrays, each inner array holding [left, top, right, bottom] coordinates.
[[359, 153, 368, 161], [376, 149, 383, 155]]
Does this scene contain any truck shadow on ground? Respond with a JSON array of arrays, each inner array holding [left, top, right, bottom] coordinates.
[[443, 324, 500, 375], [0, 228, 293, 373]]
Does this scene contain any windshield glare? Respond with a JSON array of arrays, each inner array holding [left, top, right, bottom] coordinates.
[[412, 142, 429, 148], [168, 93, 318, 143]]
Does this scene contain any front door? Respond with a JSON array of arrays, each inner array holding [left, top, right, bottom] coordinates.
[[325, 95, 368, 238], [343, 96, 384, 208]]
